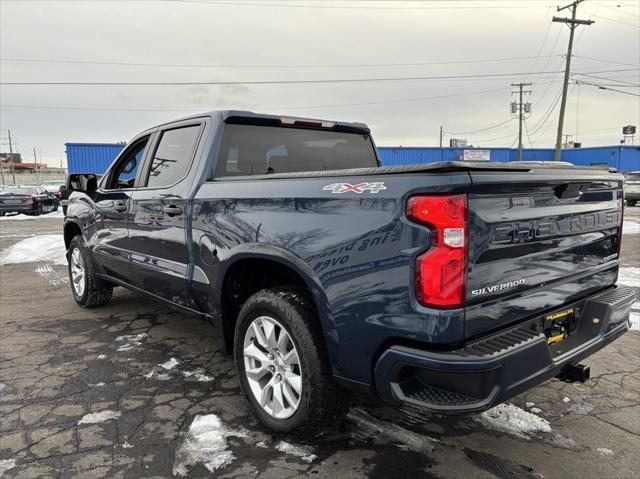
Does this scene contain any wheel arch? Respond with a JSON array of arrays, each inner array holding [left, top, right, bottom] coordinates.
[[218, 247, 337, 365]]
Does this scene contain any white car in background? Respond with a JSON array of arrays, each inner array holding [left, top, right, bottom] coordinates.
[[625, 172, 640, 207]]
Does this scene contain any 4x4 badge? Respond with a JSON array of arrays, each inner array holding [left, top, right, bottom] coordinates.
[[323, 182, 387, 194]]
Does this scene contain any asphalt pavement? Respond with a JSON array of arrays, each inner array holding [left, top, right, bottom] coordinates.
[[0, 208, 639, 478]]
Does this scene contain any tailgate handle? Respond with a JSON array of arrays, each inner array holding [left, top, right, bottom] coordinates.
[[554, 182, 591, 199]]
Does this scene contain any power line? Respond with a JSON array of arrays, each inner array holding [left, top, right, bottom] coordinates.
[[0, 86, 510, 112], [446, 118, 515, 136], [1, 68, 635, 86], [0, 0, 567, 10], [575, 79, 640, 96], [0, 54, 565, 70], [572, 54, 640, 67]]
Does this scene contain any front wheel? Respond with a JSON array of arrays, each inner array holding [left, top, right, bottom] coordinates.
[[67, 235, 113, 307], [234, 287, 350, 439], [627, 199, 637, 207]]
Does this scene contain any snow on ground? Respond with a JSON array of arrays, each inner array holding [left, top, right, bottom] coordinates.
[[35, 263, 67, 286], [144, 370, 171, 381], [159, 357, 180, 370], [597, 447, 614, 455], [0, 210, 64, 221], [622, 220, 640, 235], [114, 333, 148, 352], [474, 403, 552, 439], [618, 267, 640, 288], [0, 234, 66, 265], [182, 369, 214, 382], [0, 459, 17, 477], [275, 441, 317, 463], [630, 311, 640, 331], [347, 408, 437, 452], [78, 410, 121, 425], [173, 414, 247, 476]]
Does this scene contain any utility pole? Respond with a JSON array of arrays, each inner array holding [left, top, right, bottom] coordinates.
[[439, 126, 443, 148], [511, 82, 532, 161], [553, 0, 593, 161], [8, 130, 15, 185], [33, 147, 40, 185]]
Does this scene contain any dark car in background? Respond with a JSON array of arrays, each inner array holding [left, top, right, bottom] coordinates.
[[0, 185, 59, 216], [625, 172, 640, 207]]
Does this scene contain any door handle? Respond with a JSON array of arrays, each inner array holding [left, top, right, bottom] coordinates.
[[114, 202, 128, 213], [162, 205, 182, 217]]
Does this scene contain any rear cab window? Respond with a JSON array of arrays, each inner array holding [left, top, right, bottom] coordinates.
[[215, 124, 378, 177]]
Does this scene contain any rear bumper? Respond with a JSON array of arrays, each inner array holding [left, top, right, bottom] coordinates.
[[374, 285, 636, 414], [0, 205, 34, 214]]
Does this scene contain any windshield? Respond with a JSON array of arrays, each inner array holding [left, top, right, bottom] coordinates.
[[1, 187, 36, 195], [216, 124, 378, 177]]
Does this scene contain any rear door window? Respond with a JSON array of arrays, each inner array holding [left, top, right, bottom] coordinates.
[[145, 125, 202, 188]]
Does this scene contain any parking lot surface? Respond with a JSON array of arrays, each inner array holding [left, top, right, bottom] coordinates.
[[1, 209, 639, 478]]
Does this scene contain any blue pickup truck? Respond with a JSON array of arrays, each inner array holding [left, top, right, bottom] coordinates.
[[63, 111, 635, 438]]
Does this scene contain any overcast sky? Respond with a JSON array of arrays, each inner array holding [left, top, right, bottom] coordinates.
[[1, 0, 639, 166]]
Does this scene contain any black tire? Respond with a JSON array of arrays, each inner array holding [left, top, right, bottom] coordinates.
[[32, 203, 42, 216], [67, 235, 113, 307], [628, 200, 637, 207], [234, 287, 350, 439]]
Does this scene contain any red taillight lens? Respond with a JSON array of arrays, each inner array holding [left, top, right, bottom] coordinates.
[[407, 195, 467, 309]]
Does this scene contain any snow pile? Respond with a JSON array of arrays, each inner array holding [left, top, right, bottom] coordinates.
[[173, 414, 247, 476], [475, 403, 552, 439], [0, 234, 66, 265], [0, 458, 17, 475], [182, 369, 214, 382], [78, 410, 121, 425], [159, 358, 180, 370], [0, 459, 16, 477], [275, 441, 317, 463], [144, 370, 171, 381], [622, 221, 640, 235], [597, 447, 614, 455], [114, 333, 148, 352], [0, 210, 63, 221], [618, 267, 639, 288]]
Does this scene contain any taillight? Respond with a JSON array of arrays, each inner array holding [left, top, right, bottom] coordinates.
[[406, 194, 467, 309]]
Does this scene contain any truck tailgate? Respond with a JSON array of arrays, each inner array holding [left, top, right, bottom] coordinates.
[[465, 169, 623, 338]]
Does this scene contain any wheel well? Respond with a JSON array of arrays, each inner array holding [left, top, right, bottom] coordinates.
[[221, 258, 314, 352], [64, 222, 82, 250]]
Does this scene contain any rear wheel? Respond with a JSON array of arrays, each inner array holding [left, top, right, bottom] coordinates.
[[628, 199, 637, 207], [68, 235, 113, 307], [234, 287, 350, 439], [32, 203, 42, 216]]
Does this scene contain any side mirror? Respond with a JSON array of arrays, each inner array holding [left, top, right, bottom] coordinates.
[[66, 174, 98, 194]]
